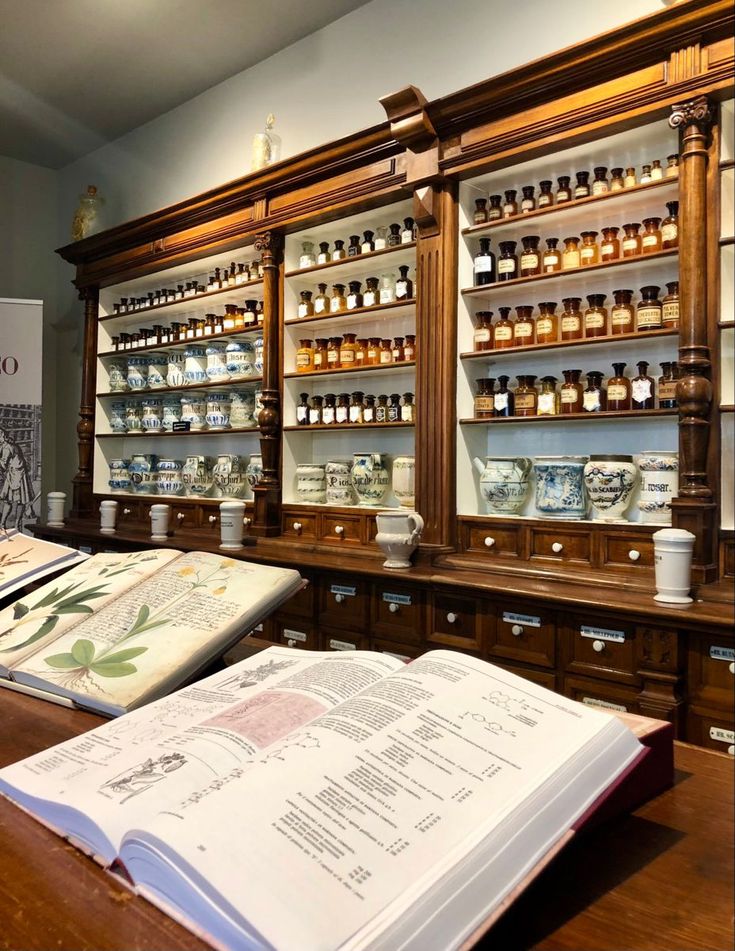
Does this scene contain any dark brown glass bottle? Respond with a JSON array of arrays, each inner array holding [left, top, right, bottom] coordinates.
[[535, 301, 558, 344], [520, 236, 541, 276], [661, 201, 679, 249], [493, 307, 515, 349], [514, 375, 539, 417], [607, 363, 631, 411], [631, 361, 656, 410], [658, 362, 678, 408], [583, 372, 607, 412], [560, 297, 583, 341], [473, 238, 496, 286], [473, 198, 489, 224], [497, 241, 518, 282], [574, 171, 591, 199], [560, 369, 584, 414], [556, 176, 572, 203], [584, 294, 608, 338], [538, 180, 554, 208], [488, 195, 502, 221], [610, 289, 635, 335], [503, 190, 518, 218], [521, 186, 536, 213], [494, 375, 514, 416], [513, 306, 535, 346], [474, 378, 496, 418]]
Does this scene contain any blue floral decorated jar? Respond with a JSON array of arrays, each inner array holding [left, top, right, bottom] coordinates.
[[128, 454, 158, 494], [108, 458, 131, 493], [166, 351, 186, 387], [205, 343, 229, 383], [109, 401, 127, 434], [156, 458, 184, 496], [108, 359, 128, 393], [124, 400, 143, 433], [184, 346, 207, 385], [180, 394, 207, 431], [141, 398, 163, 432], [205, 392, 232, 430], [253, 336, 265, 374], [147, 354, 168, 389], [533, 455, 589, 519], [229, 389, 256, 428], [225, 340, 256, 380], [162, 396, 182, 430], [126, 356, 149, 390], [182, 455, 214, 497]]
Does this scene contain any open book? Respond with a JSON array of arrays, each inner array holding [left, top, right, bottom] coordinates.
[[0, 646, 672, 951], [0, 550, 302, 716], [0, 529, 88, 600]]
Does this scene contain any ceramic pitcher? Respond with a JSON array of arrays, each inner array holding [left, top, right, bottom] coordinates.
[[472, 456, 531, 515], [182, 455, 214, 497], [375, 510, 424, 569]]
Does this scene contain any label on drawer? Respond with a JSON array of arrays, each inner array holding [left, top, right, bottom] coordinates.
[[381, 650, 411, 662], [383, 592, 412, 606], [582, 697, 628, 712], [581, 625, 626, 643], [282, 629, 307, 643], [503, 611, 541, 628], [329, 639, 356, 651], [709, 726, 735, 744], [710, 646, 735, 662], [330, 585, 356, 597]]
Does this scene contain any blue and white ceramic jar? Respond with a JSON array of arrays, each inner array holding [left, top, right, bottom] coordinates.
[[108, 458, 131, 493], [245, 454, 263, 494], [205, 392, 231, 430], [141, 398, 163, 433], [205, 344, 229, 383], [166, 351, 186, 387], [124, 400, 143, 434], [351, 452, 390, 507], [161, 396, 182, 430], [583, 455, 637, 522], [225, 340, 256, 380], [213, 454, 245, 498], [182, 455, 214, 497], [156, 458, 184, 496], [180, 394, 207, 431], [126, 356, 149, 391], [229, 389, 256, 428], [253, 336, 265, 374], [637, 451, 679, 525], [533, 455, 589, 519], [147, 354, 168, 389], [184, 346, 207, 385], [128, 454, 158, 494], [108, 359, 128, 393], [109, 400, 127, 434]]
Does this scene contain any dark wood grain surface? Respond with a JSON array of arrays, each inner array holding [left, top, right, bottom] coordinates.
[[0, 690, 732, 951]]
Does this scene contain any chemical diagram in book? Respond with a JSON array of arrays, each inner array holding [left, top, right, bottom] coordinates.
[[217, 657, 298, 690], [457, 710, 517, 738], [260, 731, 321, 763], [482, 690, 541, 727], [100, 751, 187, 803]]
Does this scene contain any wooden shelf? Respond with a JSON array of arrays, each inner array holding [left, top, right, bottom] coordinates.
[[720, 404, 735, 413], [284, 298, 415, 328], [284, 361, 414, 381], [462, 177, 678, 239], [719, 236, 735, 247], [96, 427, 261, 439], [98, 325, 264, 358], [97, 377, 262, 399], [100, 279, 263, 325], [460, 409, 677, 425], [460, 328, 678, 361], [285, 242, 415, 279], [718, 320, 735, 330], [95, 492, 255, 507], [284, 422, 414, 432]]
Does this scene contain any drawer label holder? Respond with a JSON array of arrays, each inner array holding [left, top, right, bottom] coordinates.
[[282, 629, 307, 643], [582, 697, 628, 712], [503, 611, 541, 628], [329, 639, 357, 652], [330, 585, 356, 597], [383, 592, 412, 606], [710, 646, 735, 662], [709, 726, 734, 744], [581, 625, 626, 643]]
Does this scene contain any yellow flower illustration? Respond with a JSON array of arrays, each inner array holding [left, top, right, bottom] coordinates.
[[219, 560, 236, 569], [178, 566, 197, 577], [212, 586, 227, 596]]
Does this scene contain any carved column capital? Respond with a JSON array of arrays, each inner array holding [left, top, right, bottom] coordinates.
[[669, 96, 713, 131], [254, 230, 283, 263], [77, 284, 99, 305]]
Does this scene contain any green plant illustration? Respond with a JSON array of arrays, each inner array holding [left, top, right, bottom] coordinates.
[[0, 545, 33, 578]]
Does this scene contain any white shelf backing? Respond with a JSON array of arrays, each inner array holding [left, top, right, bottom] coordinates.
[[721, 244, 734, 325], [721, 99, 734, 164], [722, 414, 734, 530], [283, 320, 417, 372], [721, 328, 734, 406], [721, 165, 734, 241]]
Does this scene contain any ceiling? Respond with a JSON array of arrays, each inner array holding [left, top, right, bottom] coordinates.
[[0, 0, 371, 169]]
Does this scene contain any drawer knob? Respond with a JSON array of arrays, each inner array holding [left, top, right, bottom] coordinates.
[[728, 745, 734, 757], [334, 525, 344, 535], [592, 639, 606, 653], [293, 521, 302, 533], [551, 542, 564, 554], [243, 517, 251, 527], [389, 603, 400, 614], [208, 515, 218, 524], [334, 593, 345, 603], [730, 662, 734, 675], [446, 612, 458, 624], [628, 549, 641, 561], [484, 536, 495, 548], [176, 512, 185, 522], [122, 508, 131, 516], [287, 639, 297, 648], [511, 624, 523, 637]]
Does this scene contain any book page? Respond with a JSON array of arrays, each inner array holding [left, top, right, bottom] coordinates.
[[11, 551, 303, 712], [126, 650, 639, 951], [0, 530, 88, 599], [0, 647, 404, 862], [0, 548, 178, 676]]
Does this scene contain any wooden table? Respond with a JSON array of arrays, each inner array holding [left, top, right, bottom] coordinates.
[[0, 689, 733, 951]]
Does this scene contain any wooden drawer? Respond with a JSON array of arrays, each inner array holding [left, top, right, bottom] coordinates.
[[116, 499, 144, 526], [319, 512, 364, 546], [427, 591, 482, 652], [492, 661, 558, 693], [688, 635, 735, 711], [489, 603, 556, 669], [463, 521, 522, 559], [600, 532, 655, 570], [318, 578, 369, 632], [320, 627, 370, 652], [167, 500, 203, 532], [530, 527, 591, 564], [281, 509, 318, 538], [372, 584, 424, 644], [686, 711, 735, 755], [563, 615, 637, 685], [273, 578, 315, 620], [268, 618, 319, 651], [371, 638, 422, 661], [564, 674, 640, 713]]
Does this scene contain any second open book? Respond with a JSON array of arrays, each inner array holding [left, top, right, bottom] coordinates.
[[0, 645, 672, 951]]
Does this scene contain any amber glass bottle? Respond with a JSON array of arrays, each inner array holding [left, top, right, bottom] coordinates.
[[379, 339, 393, 365], [560, 369, 584, 414], [513, 306, 535, 346], [560, 297, 584, 341], [637, 286, 663, 331], [314, 283, 329, 315], [631, 361, 656, 410], [298, 291, 314, 319], [661, 201, 679, 249], [610, 168, 625, 190], [404, 334, 416, 361], [514, 375, 539, 417], [610, 289, 635, 335], [662, 281, 680, 329], [607, 363, 631, 410], [493, 307, 515, 349], [600, 227, 620, 261], [473, 198, 489, 224], [562, 236, 581, 270], [497, 241, 519, 281], [520, 236, 541, 276], [366, 337, 381, 366], [494, 375, 514, 416], [592, 167, 609, 195], [537, 376, 559, 415], [641, 217, 662, 254], [327, 337, 342, 369], [574, 171, 591, 199], [584, 294, 608, 338], [556, 176, 572, 203], [542, 238, 562, 273], [538, 180, 554, 207], [296, 339, 315, 372], [580, 231, 600, 266], [339, 333, 359, 367], [488, 195, 503, 220], [583, 371, 607, 412], [330, 284, 347, 313], [474, 378, 496, 418], [346, 281, 363, 310], [363, 277, 379, 307], [313, 338, 329, 371], [521, 186, 536, 213], [658, 362, 678, 408], [535, 301, 558, 344], [621, 223, 642, 257], [503, 190, 518, 218], [473, 311, 494, 351]]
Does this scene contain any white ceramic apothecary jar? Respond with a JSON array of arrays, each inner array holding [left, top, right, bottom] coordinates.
[[472, 456, 531, 515], [637, 451, 679, 524], [583, 455, 638, 522]]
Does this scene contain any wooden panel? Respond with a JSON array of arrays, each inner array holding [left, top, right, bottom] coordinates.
[[489, 603, 556, 669], [491, 661, 558, 693], [599, 531, 655, 570], [268, 158, 398, 216], [161, 207, 254, 256], [563, 614, 637, 685], [688, 633, 735, 711], [686, 711, 735, 753], [267, 618, 319, 651], [563, 674, 641, 714], [317, 578, 369, 633], [371, 583, 425, 644], [462, 520, 523, 559], [530, 527, 591, 565], [281, 508, 318, 538], [318, 512, 365, 546], [319, 626, 369, 652], [370, 638, 422, 661], [273, 577, 315, 620], [427, 591, 482, 652]]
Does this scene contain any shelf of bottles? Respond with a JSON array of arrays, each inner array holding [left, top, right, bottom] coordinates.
[[95, 242, 266, 505], [720, 98, 734, 534], [456, 118, 681, 524], [282, 199, 417, 510]]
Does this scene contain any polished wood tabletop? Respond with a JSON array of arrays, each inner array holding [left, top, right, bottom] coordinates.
[[0, 688, 733, 951]]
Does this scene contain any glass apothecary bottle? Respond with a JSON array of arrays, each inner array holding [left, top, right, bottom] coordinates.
[[392, 337, 405, 362], [650, 159, 663, 181], [348, 235, 361, 257], [661, 201, 679, 248], [658, 362, 678, 408], [379, 338, 393, 364], [322, 393, 337, 425], [592, 167, 609, 195], [404, 334, 416, 361], [363, 276, 380, 307], [580, 231, 599, 266], [666, 154, 680, 177], [317, 242, 331, 265], [562, 236, 581, 270], [336, 393, 350, 424], [574, 171, 591, 199], [298, 290, 314, 319], [632, 361, 656, 410], [503, 189, 518, 218], [640, 164, 652, 185], [621, 222, 642, 258], [537, 376, 559, 416], [624, 167, 637, 188], [488, 195, 502, 221], [493, 307, 515, 349], [607, 363, 631, 410], [388, 393, 402, 422], [514, 306, 535, 346], [333, 239, 346, 260], [346, 281, 363, 310], [366, 337, 381, 366], [297, 393, 310, 426], [560, 369, 584, 414], [520, 236, 541, 276], [363, 394, 376, 423], [401, 393, 415, 423], [379, 273, 396, 304], [497, 241, 518, 281], [235, 307, 248, 330], [536, 301, 558, 344], [584, 294, 608, 338], [641, 217, 662, 254], [361, 231, 375, 254], [610, 168, 625, 191], [401, 218, 415, 243], [637, 285, 663, 330], [600, 227, 620, 261], [521, 186, 536, 213], [542, 238, 561, 273], [474, 378, 496, 418], [299, 241, 316, 269], [556, 176, 572, 203], [494, 375, 514, 416], [330, 284, 347, 313], [538, 180, 554, 207], [474, 198, 489, 224], [396, 265, 413, 300], [349, 391, 364, 423], [356, 338, 368, 365], [374, 227, 388, 251], [314, 283, 329, 315], [313, 338, 329, 371], [514, 375, 538, 417], [560, 297, 583, 341], [236, 263, 247, 285], [662, 281, 679, 329], [388, 223, 401, 246], [610, 289, 635, 335], [375, 394, 388, 423], [473, 237, 496, 286], [340, 333, 359, 367], [473, 311, 493, 350], [327, 337, 342, 369], [308, 394, 324, 425], [583, 371, 607, 412]]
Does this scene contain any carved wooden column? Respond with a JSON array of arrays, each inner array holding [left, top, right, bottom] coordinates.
[[380, 87, 457, 552], [71, 285, 99, 518], [669, 96, 717, 582], [251, 231, 282, 536]]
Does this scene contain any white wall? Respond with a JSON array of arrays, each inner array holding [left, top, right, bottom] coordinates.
[[50, 0, 664, 490]]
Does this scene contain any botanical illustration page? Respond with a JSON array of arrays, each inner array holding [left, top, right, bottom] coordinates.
[[0, 530, 87, 598]]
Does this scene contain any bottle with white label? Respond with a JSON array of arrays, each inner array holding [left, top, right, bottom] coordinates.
[[610, 289, 635, 335], [332, 239, 346, 260], [313, 283, 329, 315], [317, 242, 331, 265], [330, 284, 347, 313], [473, 237, 496, 285], [560, 369, 584, 414], [296, 393, 310, 426], [363, 277, 379, 308], [494, 375, 514, 416], [637, 285, 663, 330], [374, 226, 388, 250], [537, 376, 559, 416], [641, 217, 662, 254], [631, 361, 656, 410], [492, 307, 515, 349], [607, 362, 631, 410], [401, 218, 415, 243], [497, 241, 518, 281], [379, 273, 396, 304], [299, 241, 316, 269], [297, 291, 314, 319], [395, 265, 413, 300], [361, 230, 375, 254], [582, 371, 607, 412], [661, 201, 679, 248], [346, 281, 363, 310], [473, 311, 494, 351]]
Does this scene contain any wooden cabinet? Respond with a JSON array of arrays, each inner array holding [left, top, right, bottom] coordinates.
[[488, 603, 556, 669]]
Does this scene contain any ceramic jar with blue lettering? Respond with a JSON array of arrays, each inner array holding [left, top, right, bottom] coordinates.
[[205, 343, 229, 383], [229, 389, 256, 428], [253, 336, 265, 374], [182, 455, 214, 497], [166, 351, 186, 387], [108, 458, 131, 493], [128, 454, 158, 494], [325, 460, 356, 505], [124, 400, 143, 433], [225, 340, 256, 380], [162, 396, 182, 430], [245, 453, 263, 495], [205, 392, 231, 430], [296, 464, 327, 503], [180, 394, 207, 431], [109, 401, 127, 434], [583, 455, 637, 522], [126, 356, 149, 391], [533, 455, 589, 519], [147, 354, 168, 389], [184, 346, 207, 385], [213, 454, 245, 498], [108, 359, 128, 393], [156, 458, 184, 496], [141, 398, 163, 433], [351, 452, 390, 506], [637, 450, 679, 524]]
